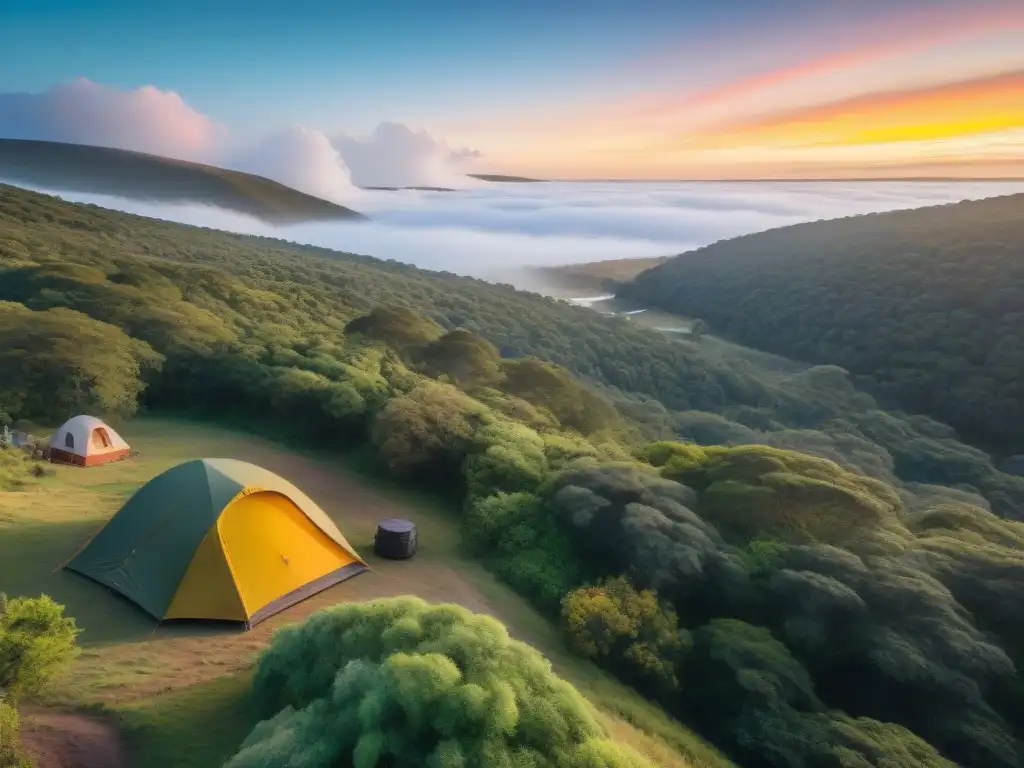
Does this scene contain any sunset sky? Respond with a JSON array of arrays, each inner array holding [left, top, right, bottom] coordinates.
[[2, 0, 1023, 180]]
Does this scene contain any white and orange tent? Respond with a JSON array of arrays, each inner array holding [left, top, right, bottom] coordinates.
[[48, 415, 130, 467]]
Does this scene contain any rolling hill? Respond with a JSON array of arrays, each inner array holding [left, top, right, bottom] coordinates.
[[0, 138, 366, 224], [618, 193, 1024, 455]]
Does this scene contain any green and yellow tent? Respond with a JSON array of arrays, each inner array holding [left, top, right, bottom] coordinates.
[[65, 458, 368, 627]]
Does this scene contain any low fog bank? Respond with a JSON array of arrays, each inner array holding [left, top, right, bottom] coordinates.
[[7, 179, 1024, 292]]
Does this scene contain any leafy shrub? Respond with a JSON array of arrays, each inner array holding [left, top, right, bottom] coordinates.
[[654, 443, 909, 552], [414, 329, 502, 385], [0, 301, 162, 423], [463, 421, 548, 497], [500, 358, 621, 434], [0, 594, 79, 700], [227, 598, 653, 768], [371, 382, 488, 478], [344, 305, 444, 350], [682, 620, 956, 768], [465, 492, 582, 611], [562, 577, 688, 696], [0, 696, 31, 768], [0, 595, 79, 768]]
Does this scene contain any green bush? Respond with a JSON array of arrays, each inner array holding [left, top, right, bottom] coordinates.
[[562, 577, 688, 697], [0, 696, 31, 768], [227, 598, 653, 768], [0, 594, 79, 700], [370, 382, 488, 478], [464, 493, 582, 612], [0, 594, 79, 768], [344, 305, 444, 350]]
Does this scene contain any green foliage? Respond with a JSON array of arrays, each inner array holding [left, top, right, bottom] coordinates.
[[345, 305, 444, 350], [464, 492, 582, 612], [500, 358, 621, 435], [0, 301, 162, 423], [415, 328, 502, 385], [0, 448, 34, 492], [0, 696, 31, 768], [681, 620, 958, 768], [370, 382, 488, 477], [621, 195, 1024, 454], [0, 594, 80, 701], [228, 598, 653, 768], [1, 184, 1018, 518], [463, 421, 548, 497], [0, 595, 79, 768], [545, 463, 749, 622], [658, 444, 909, 551], [825, 716, 958, 768], [561, 578, 688, 696]]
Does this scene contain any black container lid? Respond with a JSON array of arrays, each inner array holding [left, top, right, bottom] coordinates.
[[377, 518, 416, 533]]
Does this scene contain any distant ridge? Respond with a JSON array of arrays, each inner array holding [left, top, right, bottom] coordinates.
[[364, 185, 456, 192], [528, 257, 669, 294], [0, 139, 366, 224], [551, 176, 1024, 183], [468, 173, 546, 183]]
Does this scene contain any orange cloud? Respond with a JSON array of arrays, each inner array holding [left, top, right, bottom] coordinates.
[[626, 2, 1024, 125], [686, 70, 1024, 150]]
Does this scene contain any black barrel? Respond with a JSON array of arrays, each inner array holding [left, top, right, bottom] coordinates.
[[374, 518, 418, 559]]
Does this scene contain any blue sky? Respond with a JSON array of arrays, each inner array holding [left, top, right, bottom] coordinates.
[[1, 0, 1022, 178], [0, 0, 868, 133]]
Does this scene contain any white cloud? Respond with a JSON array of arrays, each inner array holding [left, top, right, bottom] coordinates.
[[333, 122, 482, 189], [0, 78, 225, 161], [11, 179, 1024, 292], [226, 126, 363, 204]]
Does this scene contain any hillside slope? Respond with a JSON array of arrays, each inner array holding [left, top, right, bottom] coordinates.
[[5, 184, 1024, 766], [619, 193, 1024, 455], [528, 257, 668, 295], [0, 139, 366, 224]]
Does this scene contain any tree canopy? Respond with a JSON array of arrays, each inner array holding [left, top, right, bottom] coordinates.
[[226, 598, 653, 768], [620, 194, 1024, 455]]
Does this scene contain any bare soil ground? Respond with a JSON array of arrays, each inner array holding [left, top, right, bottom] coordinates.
[[19, 708, 129, 768]]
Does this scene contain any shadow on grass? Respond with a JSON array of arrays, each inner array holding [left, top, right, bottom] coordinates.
[[116, 672, 256, 768]]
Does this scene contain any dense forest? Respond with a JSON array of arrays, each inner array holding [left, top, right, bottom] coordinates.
[[3, 184, 1024, 767], [618, 193, 1024, 457]]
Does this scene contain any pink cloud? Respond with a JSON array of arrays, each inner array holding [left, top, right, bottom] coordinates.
[[0, 80, 479, 192], [0, 78, 225, 161]]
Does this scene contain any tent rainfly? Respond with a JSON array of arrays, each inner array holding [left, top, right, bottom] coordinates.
[[49, 415, 130, 466], [64, 458, 368, 628]]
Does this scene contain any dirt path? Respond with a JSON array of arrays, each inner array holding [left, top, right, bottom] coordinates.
[[19, 709, 128, 768]]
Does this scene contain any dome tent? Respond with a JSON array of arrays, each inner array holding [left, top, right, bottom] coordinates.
[[49, 415, 130, 466], [65, 458, 368, 628]]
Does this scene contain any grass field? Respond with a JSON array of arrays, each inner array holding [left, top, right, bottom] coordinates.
[[0, 417, 734, 768]]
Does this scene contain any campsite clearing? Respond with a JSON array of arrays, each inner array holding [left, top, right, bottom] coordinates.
[[0, 417, 730, 768]]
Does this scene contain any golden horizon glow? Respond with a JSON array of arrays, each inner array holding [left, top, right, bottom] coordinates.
[[465, 6, 1024, 180]]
